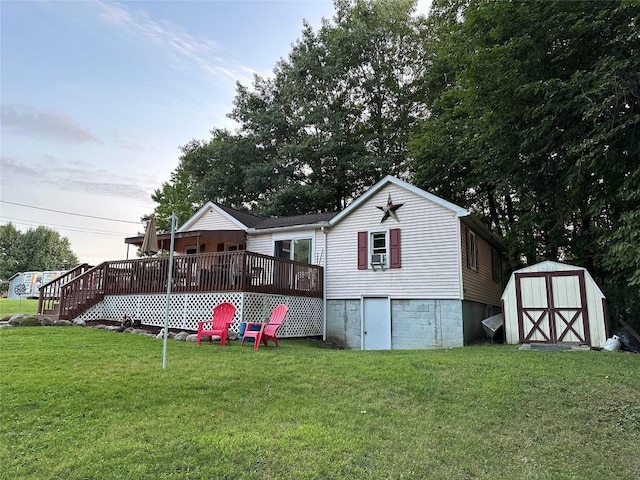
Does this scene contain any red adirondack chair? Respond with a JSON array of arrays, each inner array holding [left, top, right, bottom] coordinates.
[[241, 304, 288, 350], [196, 302, 237, 346]]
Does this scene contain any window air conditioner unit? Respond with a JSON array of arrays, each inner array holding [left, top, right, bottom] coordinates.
[[370, 253, 386, 270]]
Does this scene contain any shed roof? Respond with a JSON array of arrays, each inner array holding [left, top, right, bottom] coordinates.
[[501, 260, 605, 299]]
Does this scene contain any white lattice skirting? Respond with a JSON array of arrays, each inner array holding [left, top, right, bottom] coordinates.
[[75, 292, 322, 338]]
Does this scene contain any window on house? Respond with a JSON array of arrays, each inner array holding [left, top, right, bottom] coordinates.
[[370, 231, 388, 266], [491, 248, 502, 283], [468, 230, 478, 270], [274, 237, 312, 264], [358, 229, 401, 270], [293, 238, 311, 263]]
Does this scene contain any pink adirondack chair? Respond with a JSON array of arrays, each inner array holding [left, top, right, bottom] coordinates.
[[196, 302, 237, 346], [241, 304, 288, 350]]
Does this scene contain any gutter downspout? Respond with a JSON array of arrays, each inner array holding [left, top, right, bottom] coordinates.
[[322, 225, 328, 342]]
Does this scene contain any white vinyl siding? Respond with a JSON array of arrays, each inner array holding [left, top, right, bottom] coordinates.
[[246, 233, 272, 256], [247, 229, 325, 265], [189, 209, 241, 230], [326, 184, 462, 300]]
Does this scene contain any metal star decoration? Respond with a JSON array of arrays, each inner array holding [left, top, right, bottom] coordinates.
[[376, 193, 403, 223]]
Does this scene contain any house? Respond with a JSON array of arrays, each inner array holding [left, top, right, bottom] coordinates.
[[40, 176, 505, 349], [501, 260, 608, 348], [321, 176, 504, 349], [135, 175, 504, 349]]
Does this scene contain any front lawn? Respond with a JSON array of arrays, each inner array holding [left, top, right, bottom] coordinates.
[[1, 327, 639, 479], [0, 298, 38, 317]]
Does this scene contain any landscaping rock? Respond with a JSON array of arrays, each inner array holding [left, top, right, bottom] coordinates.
[[105, 325, 122, 332], [227, 330, 238, 341], [186, 334, 199, 342], [73, 319, 86, 326], [40, 317, 54, 326], [8, 314, 29, 326], [53, 320, 73, 326], [173, 331, 190, 341], [9, 315, 41, 327]]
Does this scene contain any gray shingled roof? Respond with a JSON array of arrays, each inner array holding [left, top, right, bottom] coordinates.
[[214, 203, 264, 228], [216, 203, 337, 230], [253, 212, 338, 230]]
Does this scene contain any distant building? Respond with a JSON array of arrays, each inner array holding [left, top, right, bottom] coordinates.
[[7, 271, 67, 299]]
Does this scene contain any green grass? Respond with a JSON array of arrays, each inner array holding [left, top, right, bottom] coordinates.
[[1, 328, 639, 480], [0, 298, 38, 317]]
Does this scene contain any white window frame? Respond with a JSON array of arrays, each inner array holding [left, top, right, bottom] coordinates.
[[272, 230, 315, 264], [368, 228, 389, 269]]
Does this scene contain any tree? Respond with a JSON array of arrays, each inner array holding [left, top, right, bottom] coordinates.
[[411, 0, 640, 325], [19, 226, 78, 272], [152, 0, 430, 220], [0, 223, 79, 292], [150, 162, 201, 232], [0, 222, 22, 288], [230, 0, 430, 214]]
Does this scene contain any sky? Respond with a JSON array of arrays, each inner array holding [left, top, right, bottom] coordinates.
[[1, 0, 431, 267]]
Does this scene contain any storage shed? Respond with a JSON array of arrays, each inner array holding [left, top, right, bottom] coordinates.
[[501, 261, 608, 347]]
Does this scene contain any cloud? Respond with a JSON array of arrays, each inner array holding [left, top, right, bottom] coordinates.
[[93, 1, 256, 85], [118, 140, 145, 150], [0, 105, 103, 144], [1, 155, 154, 201]]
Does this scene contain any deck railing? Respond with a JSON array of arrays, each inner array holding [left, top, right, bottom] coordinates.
[[105, 251, 323, 297], [43, 252, 323, 320]]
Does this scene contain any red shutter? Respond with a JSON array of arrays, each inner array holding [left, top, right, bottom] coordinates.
[[390, 228, 401, 269], [357, 231, 368, 270]]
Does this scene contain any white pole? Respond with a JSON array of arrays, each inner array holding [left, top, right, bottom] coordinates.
[[162, 212, 176, 369]]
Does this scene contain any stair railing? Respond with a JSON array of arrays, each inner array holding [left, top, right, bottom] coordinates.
[[37, 264, 92, 315], [57, 263, 107, 320]]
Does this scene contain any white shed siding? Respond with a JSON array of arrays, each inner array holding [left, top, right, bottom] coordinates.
[[189, 209, 242, 231], [326, 184, 462, 300], [502, 261, 607, 346]]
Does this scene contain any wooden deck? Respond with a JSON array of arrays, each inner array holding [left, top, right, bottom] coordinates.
[[38, 252, 323, 320]]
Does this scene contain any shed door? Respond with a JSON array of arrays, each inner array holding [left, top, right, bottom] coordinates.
[[515, 271, 590, 344], [362, 297, 391, 350]]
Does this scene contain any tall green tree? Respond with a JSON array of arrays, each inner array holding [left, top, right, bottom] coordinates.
[[151, 0, 430, 221], [411, 0, 640, 323], [0, 223, 78, 291], [230, 0, 429, 214], [0, 222, 22, 286], [20, 226, 78, 272]]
